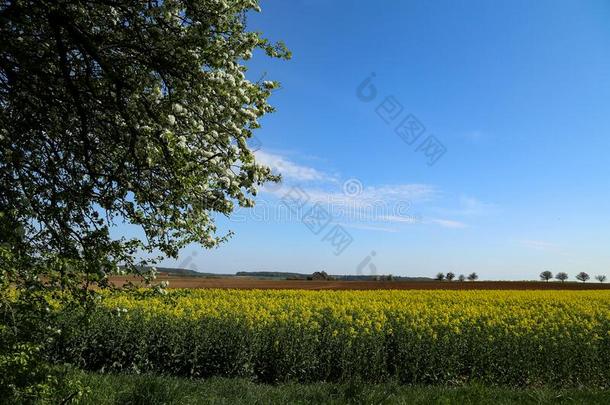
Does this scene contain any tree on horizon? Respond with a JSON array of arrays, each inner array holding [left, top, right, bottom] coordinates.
[[555, 272, 569, 282], [540, 271, 553, 282]]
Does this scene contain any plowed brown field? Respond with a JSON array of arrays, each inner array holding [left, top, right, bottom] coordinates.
[[110, 275, 610, 290]]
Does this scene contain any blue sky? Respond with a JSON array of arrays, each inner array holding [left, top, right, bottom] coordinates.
[[155, 0, 610, 280]]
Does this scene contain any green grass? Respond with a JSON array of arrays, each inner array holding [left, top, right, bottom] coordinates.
[[60, 371, 610, 404]]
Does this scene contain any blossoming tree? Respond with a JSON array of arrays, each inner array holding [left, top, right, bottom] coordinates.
[[0, 0, 288, 400]]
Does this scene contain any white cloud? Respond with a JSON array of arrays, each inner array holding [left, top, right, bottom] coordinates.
[[263, 181, 435, 213], [255, 150, 331, 182], [257, 151, 436, 201], [274, 185, 431, 224], [459, 196, 495, 215], [429, 218, 468, 229], [519, 239, 558, 251], [253, 150, 453, 230], [378, 215, 421, 224], [366, 184, 437, 202], [431, 195, 496, 217], [303, 184, 436, 207]]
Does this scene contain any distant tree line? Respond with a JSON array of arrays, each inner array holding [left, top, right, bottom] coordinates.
[[435, 272, 478, 282], [540, 271, 606, 283], [433, 270, 607, 283]]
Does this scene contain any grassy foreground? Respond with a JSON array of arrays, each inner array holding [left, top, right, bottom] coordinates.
[[62, 371, 610, 404]]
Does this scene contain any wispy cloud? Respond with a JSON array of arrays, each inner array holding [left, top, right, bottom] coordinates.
[[302, 184, 436, 207], [255, 150, 332, 182], [432, 195, 496, 217], [459, 196, 495, 215], [254, 150, 477, 232], [378, 215, 421, 224], [366, 184, 437, 202], [429, 218, 468, 229], [519, 239, 558, 251]]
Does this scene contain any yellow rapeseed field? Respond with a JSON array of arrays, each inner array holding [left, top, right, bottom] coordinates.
[[58, 289, 610, 386]]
